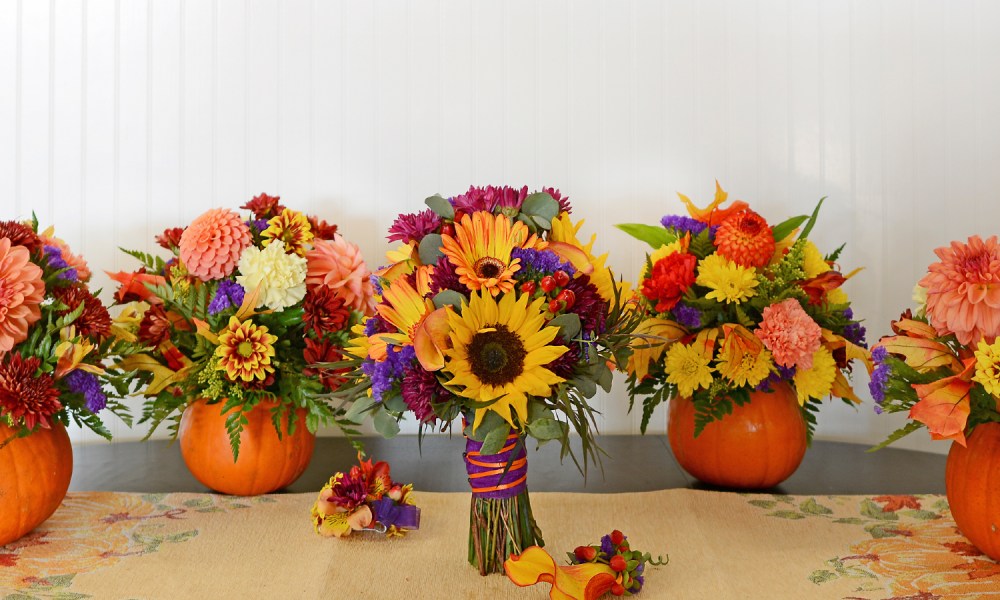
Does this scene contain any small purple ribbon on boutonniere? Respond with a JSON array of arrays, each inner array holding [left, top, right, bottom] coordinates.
[[310, 454, 420, 539]]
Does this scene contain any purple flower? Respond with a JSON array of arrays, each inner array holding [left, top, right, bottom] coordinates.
[[670, 303, 701, 329], [869, 346, 891, 406], [599, 534, 615, 558], [362, 345, 416, 402], [369, 273, 384, 296], [565, 276, 607, 334], [44, 245, 78, 281], [844, 322, 868, 348], [246, 218, 270, 233], [660, 215, 708, 236], [363, 314, 394, 337], [450, 185, 528, 214], [428, 255, 467, 296], [387, 209, 442, 245], [755, 364, 796, 392], [401, 364, 447, 424], [65, 369, 107, 413], [208, 280, 246, 315], [510, 248, 575, 277]]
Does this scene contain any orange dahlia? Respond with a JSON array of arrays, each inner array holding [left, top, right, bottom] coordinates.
[[0, 238, 45, 353], [214, 316, 277, 382], [920, 235, 1000, 345], [262, 208, 314, 256], [713, 209, 776, 269], [440, 212, 539, 296], [305, 235, 374, 314], [178, 208, 252, 281]]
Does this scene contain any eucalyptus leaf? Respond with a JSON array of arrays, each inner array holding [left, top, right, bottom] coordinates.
[[463, 410, 506, 442], [383, 394, 408, 413], [373, 409, 400, 438], [531, 215, 552, 230], [343, 396, 377, 424], [424, 194, 455, 220], [597, 364, 614, 393], [479, 424, 510, 455], [433, 289, 465, 310], [614, 223, 677, 249], [549, 313, 581, 341], [527, 417, 564, 440], [418, 233, 445, 265], [528, 403, 555, 422], [521, 192, 559, 220], [574, 377, 598, 399]]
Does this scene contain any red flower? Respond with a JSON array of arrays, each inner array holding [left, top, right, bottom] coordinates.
[[52, 285, 112, 340], [0, 353, 62, 430], [641, 252, 697, 313], [713, 209, 775, 268], [307, 215, 339, 240], [138, 303, 172, 346], [241, 193, 286, 220], [303, 286, 351, 336], [303, 337, 347, 391], [107, 269, 167, 304], [155, 227, 186, 251], [0, 220, 42, 253]]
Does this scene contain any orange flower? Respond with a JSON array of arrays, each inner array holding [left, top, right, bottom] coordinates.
[[38, 229, 91, 282], [261, 208, 314, 256], [677, 180, 749, 226], [713, 209, 775, 268], [0, 238, 45, 353], [178, 208, 252, 281], [305, 234, 375, 314], [440, 212, 539, 296], [214, 317, 277, 382], [919, 235, 1000, 345], [505, 546, 618, 600]]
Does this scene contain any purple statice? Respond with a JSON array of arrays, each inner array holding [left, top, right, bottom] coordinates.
[[208, 280, 246, 315], [246, 218, 270, 233], [841, 308, 868, 348], [869, 346, 890, 412], [369, 273, 384, 296], [65, 369, 107, 413], [660, 215, 708, 236], [510, 248, 575, 277], [44, 245, 78, 281], [362, 344, 416, 402], [599, 533, 615, 558], [629, 561, 645, 594], [670, 303, 701, 329], [387, 209, 442, 245], [755, 364, 796, 392], [364, 313, 394, 337]]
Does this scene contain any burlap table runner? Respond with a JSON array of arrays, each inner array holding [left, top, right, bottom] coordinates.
[[2, 489, 998, 599]]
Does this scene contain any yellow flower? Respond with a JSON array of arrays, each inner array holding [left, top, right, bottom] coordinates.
[[695, 254, 758, 304], [215, 316, 277, 382], [973, 339, 1000, 397], [236, 240, 308, 310], [373, 270, 450, 371], [441, 212, 538, 297], [801, 241, 830, 278], [792, 346, 837, 404], [664, 341, 715, 398], [262, 208, 314, 256], [716, 324, 773, 388], [549, 213, 630, 302], [444, 291, 567, 431]]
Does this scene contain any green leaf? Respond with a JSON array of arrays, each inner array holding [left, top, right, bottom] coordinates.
[[865, 523, 903, 539], [573, 376, 598, 399], [463, 410, 506, 442], [833, 517, 865, 525], [799, 197, 826, 240], [768, 510, 806, 520], [860, 499, 898, 521], [433, 290, 465, 310], [614, 223, 677, 249], [479, 424, 510, 455], [424, 194, 455, 220], [372, 409, 400, 438], [548, 313, 581, 341], [383, 394, 408, 413], [596, 363, 613, 393], [531, 215, 552, 230], [800, 498, 833, 515], [809, 570, 838, 585], [771, 214, 809, 242], [527, 417, 564, 440], [748, 499, 777, 509], [901, 509, 942, 521], [343, 396, 377, 424], [528, 403, 554, 422], [521, 192, 559, 221], [418, 233, 445, 265]]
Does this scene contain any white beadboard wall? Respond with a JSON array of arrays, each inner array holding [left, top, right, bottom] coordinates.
[[3, 0, 1000, 454]]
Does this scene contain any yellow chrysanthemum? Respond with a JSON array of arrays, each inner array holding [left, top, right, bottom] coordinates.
[[973, 339, 1000, 397], [792, 346, 837, 405], [715, 324, 773, 388], [215, 316, 277, 382], [236, 240, 308, 310], [801, 241, 831, 278], [695, 254, 759, 304], [262, 208, 314, 256], [826, 288, 849, 305], [444, 291, 567, 431], [441, 212, 539, 297], [664, 342, 715, 398]]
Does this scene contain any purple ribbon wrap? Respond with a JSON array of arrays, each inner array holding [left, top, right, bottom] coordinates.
[[464, 434, 528, 500], [371, 498, 421, 530]]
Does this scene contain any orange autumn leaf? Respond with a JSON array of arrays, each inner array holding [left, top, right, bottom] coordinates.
[[955, 558, 1000, 580], [799, 271, 847, 305], [830, 371, 863, 404], [106, 270, 167, 304], [944, 541, 984, 557], [909, 376, 973, 445], [627, 318, 687, 381], [878, 336, 963, 373], [676, 181, 749, 226], [504, 546, 618, 600], [872, 495, 922, 512], [890, 317, 940, 340]]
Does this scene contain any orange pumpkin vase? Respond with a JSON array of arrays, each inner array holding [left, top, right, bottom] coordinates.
[[178, 398, 315, 496], [667, 382, 807, 489], [0, 421, 74, 546], [945, 422, 1000, 561]]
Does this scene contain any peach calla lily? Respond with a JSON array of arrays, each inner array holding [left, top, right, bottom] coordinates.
[[505, 546, 618, 600]]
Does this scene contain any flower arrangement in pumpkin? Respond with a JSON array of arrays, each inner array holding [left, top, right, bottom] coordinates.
[[311, 454, 419, 538], [0, 217, 139, 443], [108, 194, 373, 458], [870, 235, 1000, 448], [619, 183, 871, 438]]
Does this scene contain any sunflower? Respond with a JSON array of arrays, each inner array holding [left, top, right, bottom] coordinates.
[[445, 291, 567, 431], [440, 212, 538, 297], [262, 208, 314, 256], [215, 316, 278, 382]]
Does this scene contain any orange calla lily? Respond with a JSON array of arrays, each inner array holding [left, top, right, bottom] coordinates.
[[677, 180, 748, 226], [910, 374, 974, 445], [411, 306, 452, 371], [505, 546, 618, 600], [548, 241, 595, 276], [106, 270, 167, 304]]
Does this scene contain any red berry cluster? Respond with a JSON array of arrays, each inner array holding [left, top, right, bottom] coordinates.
[[568, 529, 667, 597], [520, 269, 576, 314]]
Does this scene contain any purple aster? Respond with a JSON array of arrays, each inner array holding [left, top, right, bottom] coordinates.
[[65, 369, 107, 413], [541, 186, 572, 214], [401, 365, 447, 424], [510, 248, 575, 277], [428, 255, 467, 296], [44, 245, 78, 281], [387, 209, 442, 244], [208, 280, 246, 315], [599, 534, 615, 558], [869, 346, 890, 407], [670, 303, 701, 329], [755, 364, 797, 392]]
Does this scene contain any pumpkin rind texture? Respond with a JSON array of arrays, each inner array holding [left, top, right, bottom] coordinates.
[[0, 422, 74, 546], [945, 422, 1000, 561], [178, 399, 315, 496], [667, 382, 807, 489]]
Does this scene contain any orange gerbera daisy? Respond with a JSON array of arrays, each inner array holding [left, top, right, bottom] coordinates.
[[713, 209, 775, 269], [214, 317, 277, 382], [262, 208, 314, 256], [440, 212, 540, 296]]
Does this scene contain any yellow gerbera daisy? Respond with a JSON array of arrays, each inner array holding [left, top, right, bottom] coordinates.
[[441, 212, 539, 296], [973, 339, 1000, 397], [792, 346, 837, 404], [444, 291, 567, 431], [215, 316, 277, 382], [664, 341, 715, 398], [696, 254, 759, 304], [373, 269, 450, 370], [262, 208, 314, 256], [715, 324, 773, 388]]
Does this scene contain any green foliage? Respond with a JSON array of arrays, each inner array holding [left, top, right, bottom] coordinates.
[[614, 223, 677, 249]]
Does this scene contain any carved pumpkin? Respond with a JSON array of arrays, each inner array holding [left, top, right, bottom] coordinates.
[[945, 422, 1000, 561], [0, 422, 74, 546], [178, 399, 315, 496], [667, 382, 807, 489]]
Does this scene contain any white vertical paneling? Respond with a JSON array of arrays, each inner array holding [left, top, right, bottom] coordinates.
[[9, 0, 1000, 450]]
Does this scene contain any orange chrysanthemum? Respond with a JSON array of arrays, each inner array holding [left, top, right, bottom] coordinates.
[[0, 238, 45, 353], [305, 235, 375, 314], [713, 209, 776, 269], [178, 208, 252, 281], [214, 317, 277, 382], [440, 212, 540, 296], [920, 235, 1000, 345], [262, 208, 315, 256]]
